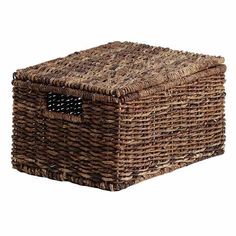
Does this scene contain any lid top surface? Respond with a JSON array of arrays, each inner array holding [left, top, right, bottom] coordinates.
[[15, 41, 224, 98]]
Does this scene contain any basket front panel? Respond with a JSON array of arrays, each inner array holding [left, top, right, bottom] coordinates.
[[12, 85, 120, 190]]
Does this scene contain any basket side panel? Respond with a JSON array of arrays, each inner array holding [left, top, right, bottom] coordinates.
[[117, 70, 225, 188], [12, 82, 120, 190]]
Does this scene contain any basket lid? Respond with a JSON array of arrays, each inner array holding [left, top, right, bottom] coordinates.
[[13, 41, 225, 103]]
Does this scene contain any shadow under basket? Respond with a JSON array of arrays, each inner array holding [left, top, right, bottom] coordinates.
[[12, 41, 226, 191]]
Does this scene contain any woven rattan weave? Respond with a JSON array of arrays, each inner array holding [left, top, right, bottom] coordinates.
[[12, 42, 226, 190]]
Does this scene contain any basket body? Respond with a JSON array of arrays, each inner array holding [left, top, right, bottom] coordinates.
[[12, 68, 225, 191], [12, 42, 226, 190]]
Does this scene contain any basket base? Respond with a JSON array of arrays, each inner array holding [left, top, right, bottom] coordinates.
[[12, 149, 224, 191]]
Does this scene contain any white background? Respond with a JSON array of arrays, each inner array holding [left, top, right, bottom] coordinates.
[[0, 0, 235, 235]]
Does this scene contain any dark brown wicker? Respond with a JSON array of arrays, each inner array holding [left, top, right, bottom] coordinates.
[[12, 41, 226, 191]]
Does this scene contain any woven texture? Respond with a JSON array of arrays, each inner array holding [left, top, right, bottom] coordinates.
[[12, 42, 226, 190], [14, 41, 224, 102]]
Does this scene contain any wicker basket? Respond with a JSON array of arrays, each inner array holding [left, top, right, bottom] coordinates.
[[12, 41, 226, 191]]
